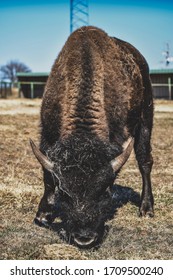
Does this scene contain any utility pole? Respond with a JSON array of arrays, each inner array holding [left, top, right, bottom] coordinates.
[[70, 0, 89, 33], [162, 43, 173, 67]]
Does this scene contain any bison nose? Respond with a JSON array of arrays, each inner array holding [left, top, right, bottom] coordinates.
[[73, 232, 98, 247]]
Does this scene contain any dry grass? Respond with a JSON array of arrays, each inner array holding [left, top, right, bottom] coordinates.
[[0, 98, 173, 260]]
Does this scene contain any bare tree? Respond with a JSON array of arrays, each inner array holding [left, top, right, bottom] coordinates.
[[0, 60, 31, 83]]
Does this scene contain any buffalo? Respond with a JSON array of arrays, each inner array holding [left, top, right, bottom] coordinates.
[[30, 26, 154, 248]]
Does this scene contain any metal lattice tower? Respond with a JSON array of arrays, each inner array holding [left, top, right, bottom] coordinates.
[[70, 0, 89, 33]]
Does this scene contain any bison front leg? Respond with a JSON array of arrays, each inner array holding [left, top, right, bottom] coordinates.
[[34, 171, 57, 227], [134, 120, 154, 217]]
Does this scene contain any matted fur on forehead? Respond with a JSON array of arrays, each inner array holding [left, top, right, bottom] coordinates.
[[47, 133, 120, 176]]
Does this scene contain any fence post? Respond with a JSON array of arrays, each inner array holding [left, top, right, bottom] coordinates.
[[18, 82, 21, 97], [168, 77, 171, 100], [31, 82, 34, 99]]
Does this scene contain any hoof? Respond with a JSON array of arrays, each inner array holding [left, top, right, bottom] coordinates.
[[33, 218, 50, 228], [139, 198, 154, 217], [34, 212, 53, 228], [139, 204, 154, 217], [34, 217, 51, 228], [139, 210, 154, 218]]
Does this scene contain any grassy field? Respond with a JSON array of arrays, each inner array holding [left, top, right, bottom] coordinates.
[[0, 98, 173, 260]]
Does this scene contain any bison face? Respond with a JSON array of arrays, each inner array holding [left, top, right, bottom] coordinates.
[[30, 136, 133, 248], [53, 164, 115, 248], [58, 193, 112, 247]]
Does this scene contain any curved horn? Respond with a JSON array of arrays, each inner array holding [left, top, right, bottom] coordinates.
[[111, 137, 134, 172], [30, 139, 54, 172]]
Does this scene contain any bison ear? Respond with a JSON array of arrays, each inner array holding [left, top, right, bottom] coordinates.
[[30, 139, 54, 172], [111, 137, 134, 172]]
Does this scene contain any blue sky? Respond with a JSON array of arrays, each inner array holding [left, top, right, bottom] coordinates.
[[0, 0, 173, 72]]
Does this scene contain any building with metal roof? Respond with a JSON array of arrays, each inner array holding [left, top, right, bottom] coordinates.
[[17, 72, 49, 98], [150, 69, 173, 99]]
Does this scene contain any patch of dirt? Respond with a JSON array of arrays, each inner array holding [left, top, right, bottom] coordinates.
[[154, 99, 173, 112], [42, 244, 87, 260], [0, 99, 41, 115]]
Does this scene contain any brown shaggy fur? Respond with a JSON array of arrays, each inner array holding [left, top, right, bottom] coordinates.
[[40, 26, 147, 146]]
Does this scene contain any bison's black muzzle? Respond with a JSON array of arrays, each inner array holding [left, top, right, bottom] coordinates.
[[72, 230, 98, 248]]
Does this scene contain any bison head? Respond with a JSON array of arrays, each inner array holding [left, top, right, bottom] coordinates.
[[30, 135, 133, 248]]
